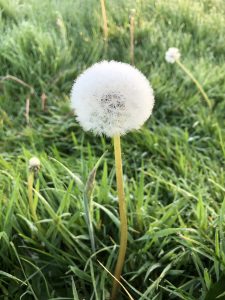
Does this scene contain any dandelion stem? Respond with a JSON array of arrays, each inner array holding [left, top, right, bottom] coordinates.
[[28, 171, 38, 224], [111, 135, 128, 300], [176, 59, 212, 109]]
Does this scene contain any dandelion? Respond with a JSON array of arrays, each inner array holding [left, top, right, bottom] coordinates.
[[165, 47, 181, 63], [29, 157, 41, 172], [71, 60, 154, 300], [165, 47, 212, 108], [71, 61, 154, 137], [28, 157, 40, 225]]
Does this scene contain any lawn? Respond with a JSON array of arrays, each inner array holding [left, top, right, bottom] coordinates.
[[0, 0, 225, 299]]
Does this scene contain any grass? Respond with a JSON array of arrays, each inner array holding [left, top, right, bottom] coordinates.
[[0, 0, 225, 299]]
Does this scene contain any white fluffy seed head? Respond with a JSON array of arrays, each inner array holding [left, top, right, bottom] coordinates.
[[70, 61, 154, 137], [29, 157, 41, 172], [165, 47, 181, 63]]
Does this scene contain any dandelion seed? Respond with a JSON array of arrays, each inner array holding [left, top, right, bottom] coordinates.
[[71, 60, 154, 137], [165, 47, 181, 63]]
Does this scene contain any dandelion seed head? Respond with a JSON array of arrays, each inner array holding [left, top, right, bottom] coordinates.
[[29, 157, 41, 172], [165, 47, 181, 63], [71, 61, 154, 137]]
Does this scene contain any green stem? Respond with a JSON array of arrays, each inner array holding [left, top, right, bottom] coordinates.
[[28, 171, 38, 224], [176, 59, 212, 109], [111, 135, 128, 300]]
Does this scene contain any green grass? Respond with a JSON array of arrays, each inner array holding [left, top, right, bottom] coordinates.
[[0, 0, 225, 299]]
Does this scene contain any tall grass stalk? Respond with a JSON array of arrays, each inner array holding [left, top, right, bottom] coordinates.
[[41, 93, 47, 111], [100, 0, 108, 42], [0, 75, 34, 91], [0, 75, 34, 123], [98, 260, 134, 300], [130, 11, 135, 65], [25, 97, 30, 124]]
